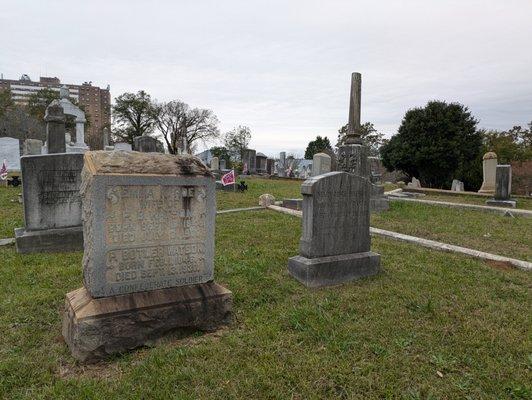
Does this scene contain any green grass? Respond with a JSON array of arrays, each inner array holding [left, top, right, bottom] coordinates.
[[0, 179, 531, 399], [0, 187, 23, 239], [371, 202, 532, 261], [0, 211, 530, 399], [420, 193, 532, 210]]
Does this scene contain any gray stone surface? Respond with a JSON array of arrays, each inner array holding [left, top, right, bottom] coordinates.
[[288, 171, 380, 287], [345, 72, 363, 145], [23, 139, 42, 155], [311, 153, 331, 176], [407, 177, 421, 188], [282, 198, 303, 211], [486, 165, 516, 207], [478, 151, 497, 194], [370, 183, 389, 212], [288, 252, 380, 288], [210, 156, 219, 171], [20, 153, 84, 231], [219, 159, 227, 170], [15, 153, 84, 253], [266, 158, 274, 175], [0, 137, 21, 171], [63, 282, 232, 363], [133, 135, 158, 152], [259, 193, 275, 207], [81, 151, 216, 298], [242, 149, 256, 173], [15, 226, 83, 253], [338, 144, 369, 178], [114, 142, 132, 151], [278, 152, 286, 177], [44, 103, 66, 154], [451, 179, 464, 192]]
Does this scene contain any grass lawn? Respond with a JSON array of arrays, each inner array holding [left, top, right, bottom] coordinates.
[[0, 179, 531, 399], [371, 202, 532, 262], [0, 187, 23, 239], [419, 192, 532, 211]]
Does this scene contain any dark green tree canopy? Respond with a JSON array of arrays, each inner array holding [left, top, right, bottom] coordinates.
[[381, 100, 482, 189], [210, 146, 231, 165], [304, 136, 332, 159], [112, 90, 158, 144], [337, 122, 385, 156]]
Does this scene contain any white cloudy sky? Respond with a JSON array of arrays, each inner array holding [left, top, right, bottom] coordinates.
[[1, 0, 531, 156]]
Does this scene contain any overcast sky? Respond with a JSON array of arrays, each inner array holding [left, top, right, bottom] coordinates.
[[1, 0, 531, 156]]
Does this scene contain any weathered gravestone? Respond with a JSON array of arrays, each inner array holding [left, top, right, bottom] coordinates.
[[407, 177, 421, 189], [15, 103, 84, 253], [62, 151, 232, 362], [23, 139, 42, 155], [486, 165, 516, 208], [210, 156, 219, 171], [312, 153, 331, 176], [219, 158, 227, 170], [288, 172, 380, 287], [133, 135, 158, 152], [478, 151, 497, 194], [451, 179, 464, 192], [278, 152, 286, 177], [114, 142, 132, 151]]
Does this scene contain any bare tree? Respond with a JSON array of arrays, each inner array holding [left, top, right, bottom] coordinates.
[[155, 100, 219, 154], [224, 125, 252, 161]]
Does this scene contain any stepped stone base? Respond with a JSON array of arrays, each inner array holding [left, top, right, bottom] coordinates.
[[14, 226, 83, 254], [486, 199, 516, 208], [62, 281, 233, 363], [288, 251, 380, 288]]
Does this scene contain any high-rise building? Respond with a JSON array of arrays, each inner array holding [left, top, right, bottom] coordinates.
[[0, 74, 111, 150]]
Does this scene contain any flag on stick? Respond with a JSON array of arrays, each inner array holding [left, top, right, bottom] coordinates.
[[221, 169, 236, 186], [0, 159, 7, 180]]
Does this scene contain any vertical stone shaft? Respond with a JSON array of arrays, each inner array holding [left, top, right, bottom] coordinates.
[[44, 103, 66, 154], [348, 72, 362, 137]]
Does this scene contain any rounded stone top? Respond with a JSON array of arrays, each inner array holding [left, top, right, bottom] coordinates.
[[483, 151, 497, 160], [59, 86, 70, 99]]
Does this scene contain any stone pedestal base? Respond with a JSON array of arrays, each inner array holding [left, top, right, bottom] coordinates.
[[288, 251, 380, 288], [486, 199, 516, 208], [14, 226, 83, 254], [62, 282, 233, 363]]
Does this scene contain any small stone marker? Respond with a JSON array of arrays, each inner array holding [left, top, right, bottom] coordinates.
[[478, 151, 497, 194], [62, 151, 232, 362], [220, 158, 227, 170], [23, 139, 43, 155], [259, 193, 275, 207], [486, 165, 516, 208], [311, 153, 331, 176], [114, 142, 132, 151], [278, 152, 286, 177], [407, 177, 421, 188], [288, 172, 380, 287], [15, 103, 83, 253], [210, 156, 220, 171], [451, 179, 464, 192], [133, 135, 158, 152]]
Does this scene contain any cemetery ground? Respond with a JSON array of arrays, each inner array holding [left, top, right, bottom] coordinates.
[[0, 179, 530, 399]]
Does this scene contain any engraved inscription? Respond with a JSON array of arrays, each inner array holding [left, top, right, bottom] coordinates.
[[37, 169, 82, 204], [104, 185, 209, 289]]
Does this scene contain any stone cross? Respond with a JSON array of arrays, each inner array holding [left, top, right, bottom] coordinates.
[[345, 72, 363, 145]]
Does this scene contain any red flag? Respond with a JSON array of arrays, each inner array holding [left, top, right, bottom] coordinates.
[[221, 169, 235, 186], [0, 159, 7, 180]]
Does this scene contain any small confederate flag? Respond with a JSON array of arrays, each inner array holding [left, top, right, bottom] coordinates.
[[0, 159, 7, 180], [221, 169, 236, 186]]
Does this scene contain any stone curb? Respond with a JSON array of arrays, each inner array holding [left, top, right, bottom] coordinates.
[[0, 238, 15, 246], [216, 206, 265, 214], [388, 196, 532, 218], [267, 205, 531, 271]]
